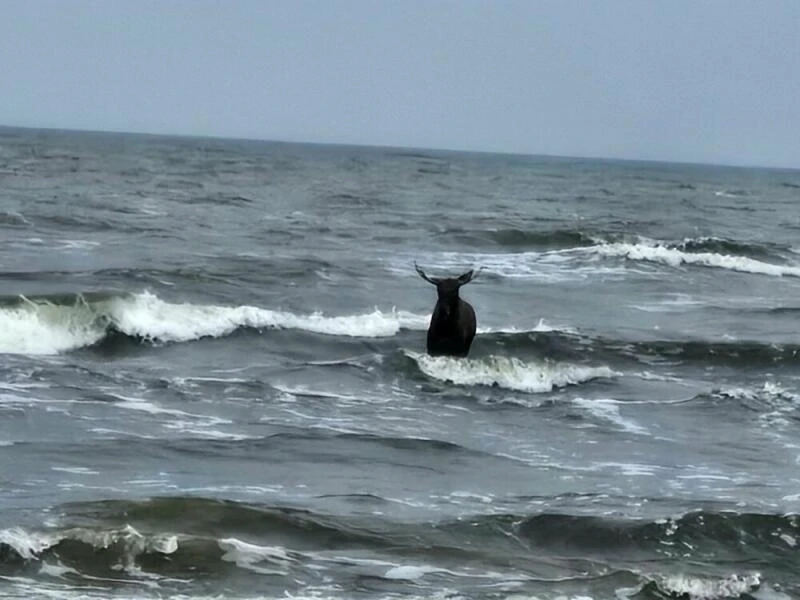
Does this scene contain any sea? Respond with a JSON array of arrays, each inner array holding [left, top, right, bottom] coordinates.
[[0, 125, 798, 600]]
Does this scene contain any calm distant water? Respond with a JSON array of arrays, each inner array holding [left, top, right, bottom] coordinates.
[[1, 126, 799, 600]]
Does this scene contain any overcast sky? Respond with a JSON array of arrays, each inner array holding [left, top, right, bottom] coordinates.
[[1, 1, 798, 168]]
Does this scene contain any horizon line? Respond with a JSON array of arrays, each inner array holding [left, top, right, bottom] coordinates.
[[1, 122, 797, 173]]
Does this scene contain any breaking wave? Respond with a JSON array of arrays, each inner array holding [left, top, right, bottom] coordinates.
[[0, 291, 582, 356], [640, 573, 763, 600], [673, 235, 777, 258], [1, 498, 795, 596], [7, 289, 795, 371], [401, 235, 798, 280], [0, 291, 430, 355], [405, 350, 616, 393], [589, 239, 800, 277]]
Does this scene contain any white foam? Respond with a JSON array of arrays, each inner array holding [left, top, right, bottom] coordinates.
[[218, 537, 296, 575], [64, 524, 178, 557], [659, 572, 761, 600], [635, 371, 686, 383], [112, 395, 248, 441], [720, 381, 799, 404], [51, 466, 100, 475], [38, 560, 79, 578], [112, 292, 431, 342], [112, 394, 223, 420], [448, 490, 494, 504], [752, 586, 795, 600], [478, 318, 578, 335], [572, 397, 650, 435], [272, 384, 368, 404], [0, 298, 107, 355], [59, 239, 101, 250], [384, 565, 438, 580], [0, 291, 436, 355], [631, 295, 705, 313], [0, 527, 54, 559], [410, 251, 563, 280], [407, 351, 616, 394], [396, 239, 784, 282], [391, 249, 628, 282], [596, 461, 658, 477], [590, 241, 800, 277], [717, 382, 799, 432], [0, 290, 578, 356]]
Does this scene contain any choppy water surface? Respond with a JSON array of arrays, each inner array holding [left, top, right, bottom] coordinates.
[[1, 126, 799, 599]]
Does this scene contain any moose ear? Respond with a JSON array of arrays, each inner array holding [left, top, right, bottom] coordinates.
[[414, 262, 440, 285], [456, 269, 475, 285]]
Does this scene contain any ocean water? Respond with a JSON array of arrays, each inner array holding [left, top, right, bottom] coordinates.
[[0, 125, 799, 600]]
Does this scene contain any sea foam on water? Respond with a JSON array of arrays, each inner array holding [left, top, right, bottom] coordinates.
[[407, 351, 616, 394], [0, 291, 432, 355]]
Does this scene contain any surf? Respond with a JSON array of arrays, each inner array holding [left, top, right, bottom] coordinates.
[[588, 239, 800, 277], [0, 291, 432, 355], [405, 350, 616, 393], [0, 291, 580, 356], [393, 234, 799, 281]]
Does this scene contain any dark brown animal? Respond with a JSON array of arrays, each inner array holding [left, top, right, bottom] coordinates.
[[415, 262, 480, 357]]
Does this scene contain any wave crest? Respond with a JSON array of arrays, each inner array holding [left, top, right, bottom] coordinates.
[[112, 292, 428, 342], [0, 291, 430, 355], [406, 351, 616, 393], [399, 235, 796, 281], [2, 500, 796, 593], [589, 240, 800, 277]]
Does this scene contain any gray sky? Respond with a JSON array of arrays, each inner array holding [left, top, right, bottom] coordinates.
[[1, 1, 798, 168]]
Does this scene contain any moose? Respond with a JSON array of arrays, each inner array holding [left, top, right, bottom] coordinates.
[[414, 262, 480, 357]]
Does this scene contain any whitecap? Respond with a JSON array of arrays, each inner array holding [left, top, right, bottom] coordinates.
[[109, 292, 430, 342], [0, 527, 55, 559], [589, 241, 800, 278], [716, 382, 799, 433], [406, 351, 616, 394], [659, 572, 761, 600], [0, 298, 107, 355], [0, 290, 579, 355]]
